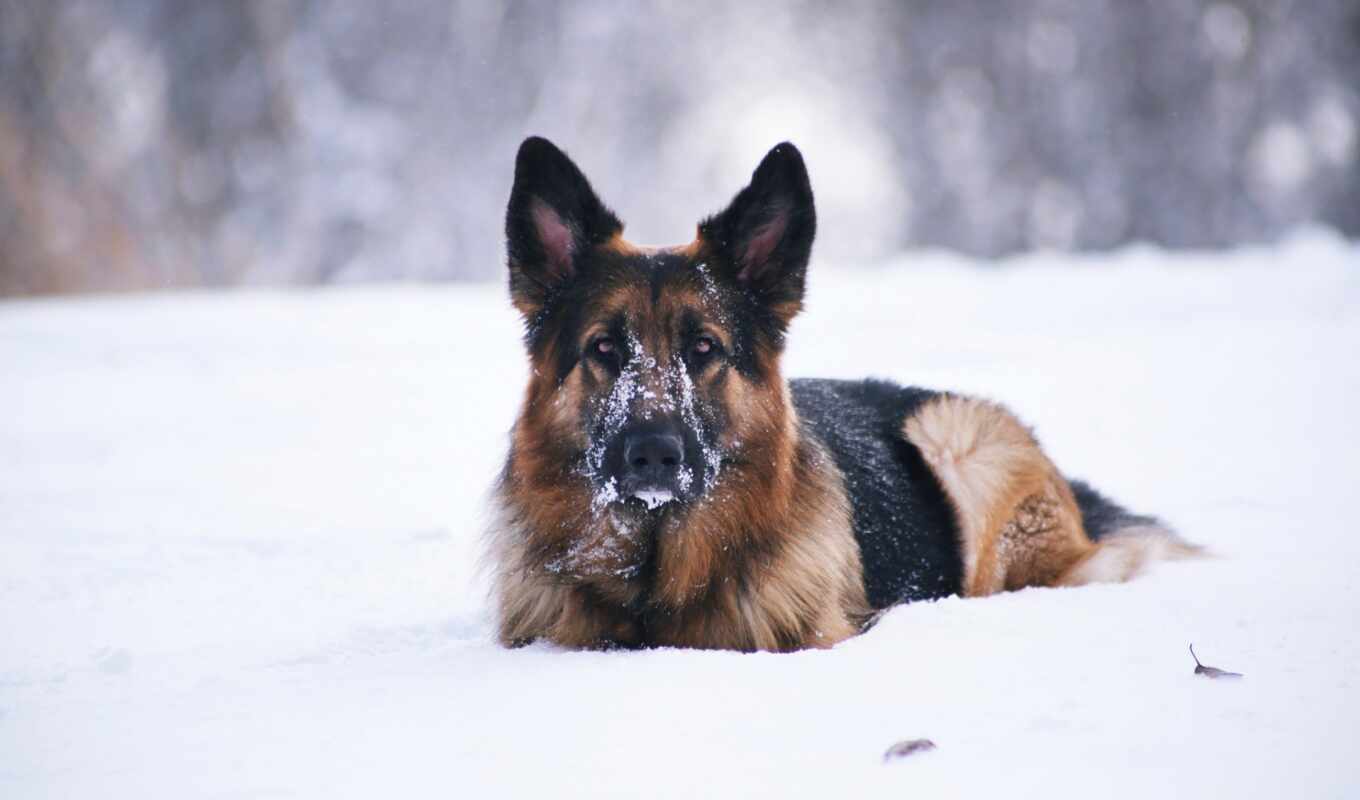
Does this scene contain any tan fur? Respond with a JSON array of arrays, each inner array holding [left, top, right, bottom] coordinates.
[[489, 388, 868, 651], [644, 390, 868, 650], [602, 233, 706, 259], [902, 394, 1092, 596], [1056, 525, 1203, 586], [488, 271, 868, 651], [599, 233, 642, 257]]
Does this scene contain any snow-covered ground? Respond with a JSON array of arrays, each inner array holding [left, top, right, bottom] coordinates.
[[3, 232, 1358, 798]]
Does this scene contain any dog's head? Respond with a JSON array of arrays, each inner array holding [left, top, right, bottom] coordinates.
[[505, 137, 815, 521]]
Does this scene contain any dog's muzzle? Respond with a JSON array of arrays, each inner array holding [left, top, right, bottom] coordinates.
[[609, 420, 691, 509]]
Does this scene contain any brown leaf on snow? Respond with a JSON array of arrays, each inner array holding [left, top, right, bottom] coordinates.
[[1190, 644, 1243, 679], [883, 738, 937, 762]]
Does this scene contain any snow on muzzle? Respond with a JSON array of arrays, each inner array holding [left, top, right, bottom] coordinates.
[[583, 353, 721, 511], [606, 418, 701, 508]]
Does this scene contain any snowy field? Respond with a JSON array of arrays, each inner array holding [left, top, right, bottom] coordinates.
[[3, 232, 1358, 798]]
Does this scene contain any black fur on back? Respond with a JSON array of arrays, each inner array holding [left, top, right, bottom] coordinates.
[[793, 378, 1166, 609], [1068, 480, 1162, 542], [790, 378, 962, 609]]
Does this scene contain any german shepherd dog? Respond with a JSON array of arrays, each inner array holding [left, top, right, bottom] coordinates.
[[487, 137, 1195, 652]]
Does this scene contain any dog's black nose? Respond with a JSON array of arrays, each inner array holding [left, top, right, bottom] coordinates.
[[622, 431, 685, 486]]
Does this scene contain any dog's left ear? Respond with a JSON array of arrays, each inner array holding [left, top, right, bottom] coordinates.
[[506, 137, 622, 318], [699, 142, 816, 323]]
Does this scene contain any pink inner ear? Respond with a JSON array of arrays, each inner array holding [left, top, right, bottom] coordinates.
[[738, 212, 788, 283], [531, 198, 575, 278]]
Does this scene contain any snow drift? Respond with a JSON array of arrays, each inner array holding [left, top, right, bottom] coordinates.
[[2, 231, 1357, 797]]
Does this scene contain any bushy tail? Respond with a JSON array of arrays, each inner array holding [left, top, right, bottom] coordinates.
[[1058, 480, 1203, 586]]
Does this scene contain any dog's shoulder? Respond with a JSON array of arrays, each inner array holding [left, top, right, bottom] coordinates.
[[789, 378, 963, 608], [790, 377, 937, 432]]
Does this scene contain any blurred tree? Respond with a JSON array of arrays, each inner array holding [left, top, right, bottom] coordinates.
[[0, 0, 1356, 295]]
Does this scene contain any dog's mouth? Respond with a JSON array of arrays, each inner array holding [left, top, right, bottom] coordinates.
[[591, 474, 689, 516], [608, 475, 691, 514], [626, 487, 676, 511], [588, 427, 718, 515]]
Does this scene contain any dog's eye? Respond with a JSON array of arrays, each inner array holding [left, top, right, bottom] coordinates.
[[691, 336, 718, 359], [593, 337, 615, 356]]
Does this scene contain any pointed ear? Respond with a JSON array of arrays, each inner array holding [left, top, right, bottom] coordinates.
[[505, 137, 622, 317], [698, 142, 816, 322]]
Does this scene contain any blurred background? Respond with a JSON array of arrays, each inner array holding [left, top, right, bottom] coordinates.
[[1, 0, 1356, 296]]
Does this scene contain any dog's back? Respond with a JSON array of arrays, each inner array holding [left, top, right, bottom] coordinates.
[[795, 377, 1198, 605], [791, 379, 962, 608]]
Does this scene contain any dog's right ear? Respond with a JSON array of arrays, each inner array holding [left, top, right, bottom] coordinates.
[[505, 137, 622, 318]]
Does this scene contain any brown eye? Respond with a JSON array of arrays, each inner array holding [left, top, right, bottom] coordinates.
[[594, 337, 614, 355], [692, 336, 715, 357]]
